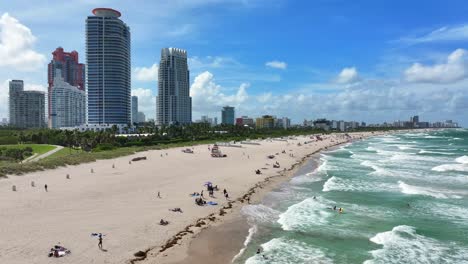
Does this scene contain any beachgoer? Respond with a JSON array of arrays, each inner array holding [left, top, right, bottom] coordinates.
[[225, 192, 229, 200], [339, 208, 343, 213], [333, 205, 336, 210], [247, 197, 250, 204], [157, 191, 161, 198], [201, 191, 204, 198], [313, 196, 316, 200], [257, 248, 261, 254], [44, 184, 48, 192], [223, 189, 227, 195], [98, 234, 103, 249]]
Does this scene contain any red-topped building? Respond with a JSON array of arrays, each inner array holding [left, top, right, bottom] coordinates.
[[48, 47, 85, 91], [47, 47, 85, 126]]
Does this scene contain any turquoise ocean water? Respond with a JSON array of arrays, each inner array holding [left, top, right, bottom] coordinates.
[[234, 129, 468, 264]]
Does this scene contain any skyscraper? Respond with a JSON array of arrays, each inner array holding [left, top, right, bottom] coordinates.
[[50, 70, 86, 128], [137, 112, 146, 123], [86, 8, 131, 125], [156, 48, 192, 125], [131, 96, 138, 124], [48, 47, 85, 127], [221, 106, 235, 125], [9, 80, 46, 128]]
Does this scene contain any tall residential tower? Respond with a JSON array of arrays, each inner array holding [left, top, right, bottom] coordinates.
[[156, 48, 192, 125], [48, 47, 85, 127], [9, 80, 46, 128], [86, 8, 131, 125], [50, 70, 86, 128], [131, 96, 138, 124]]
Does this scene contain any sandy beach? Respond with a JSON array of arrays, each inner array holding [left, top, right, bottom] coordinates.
[[0, 132, 385, 264]]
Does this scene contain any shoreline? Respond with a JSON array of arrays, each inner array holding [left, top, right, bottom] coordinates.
[[0, 130, 412, 264], [135, 136, 372, 264]]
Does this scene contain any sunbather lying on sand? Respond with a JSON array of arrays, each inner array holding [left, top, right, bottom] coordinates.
[[169, 208, 183, 213], [160, 219, 169, 226]]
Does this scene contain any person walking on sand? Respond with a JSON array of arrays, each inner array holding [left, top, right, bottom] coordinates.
[[157, 191, 161, 198], [98, 234, 103, 249], [225, 192, 229, 200], [44, 184, 48, 192]]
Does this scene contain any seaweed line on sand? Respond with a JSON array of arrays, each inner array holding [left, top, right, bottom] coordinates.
[[128, 141, 347, 264]]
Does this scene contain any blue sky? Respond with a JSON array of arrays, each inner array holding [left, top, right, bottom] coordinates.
[[0, 0, 467, 126]]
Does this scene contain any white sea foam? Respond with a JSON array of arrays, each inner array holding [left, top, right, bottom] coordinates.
[[231, 225, 257, 263], [241, 204, 280, 225], [455, 155, 468, 164], [360, 160, 394, 176], [244, 238, 333, 264], [323, 176, 395, 193], [420, 202, 468, 227], [398, 181, 461, 199], [277, 197, 332, 231], [364, 225, 468, 264], [289, 173, 323, 185], [432, 156, 468, 172], [432, 163, 468, 172], [397, 145, 414, 150], [418, 150, 453, 155], [425, 135, 445, 139]]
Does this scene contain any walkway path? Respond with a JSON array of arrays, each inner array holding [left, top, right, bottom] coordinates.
[[24, 145, 64, 162]]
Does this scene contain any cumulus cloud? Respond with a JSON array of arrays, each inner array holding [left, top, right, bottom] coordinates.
[[190, 71, 249, 113], [132, 88, 156, 120], [133, 64, 159, 82], [404, 49, 468, 83], [0, 13, 46, 71], [400, 24, 468, 44], [265, 60, 287, 70], [335, 67, 360, 84]]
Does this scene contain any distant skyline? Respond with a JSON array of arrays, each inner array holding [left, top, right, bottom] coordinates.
[[0, 0, 467, 126]]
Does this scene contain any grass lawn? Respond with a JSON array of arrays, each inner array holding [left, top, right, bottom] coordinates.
[[1, 144, 57, 155]]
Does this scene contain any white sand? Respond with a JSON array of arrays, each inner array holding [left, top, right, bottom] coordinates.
[[0, 132, 379, 264]]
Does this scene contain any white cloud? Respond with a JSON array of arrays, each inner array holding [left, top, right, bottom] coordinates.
[[404, 49, 468, 83], [0, 13, 45, 71], [131, 88, 156, 120], [189, 56, 239, 69], [190, 71, 249, 113], [336, 67, 360, 84], [265, 60, 287, 70], [400, 24, 468, 44], [133, 64, 159, 82]]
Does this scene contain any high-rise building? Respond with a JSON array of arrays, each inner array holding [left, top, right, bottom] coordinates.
[[236, 116, 254, 126], [86, 8, 131, 125], [256, 115, 275, 129], [9, 80, 45, 128], [50, 70, 86, 128], [276, 117, 291, 129], [221, 106, 235, 125], [137, 112, 146, 123], [48, 47, 85, 126], [131, 96, 138, 124], [156, 48, 192, 125]]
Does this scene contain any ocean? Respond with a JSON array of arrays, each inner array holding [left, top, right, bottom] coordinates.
[[234, 129, 468, 264]]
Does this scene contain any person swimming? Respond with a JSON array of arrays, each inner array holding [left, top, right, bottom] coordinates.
[[339, 208, 343, 213]]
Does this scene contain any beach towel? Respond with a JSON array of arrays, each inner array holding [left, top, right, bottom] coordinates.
[[207, 201, 218, 205]]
